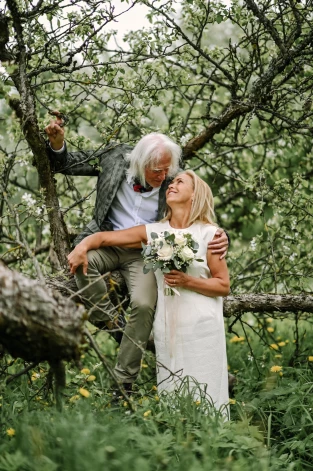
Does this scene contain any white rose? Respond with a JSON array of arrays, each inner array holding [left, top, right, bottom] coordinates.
[[174, 233, 187, 246], [157, 243, 173, 260], [180, 246, 194, 261]]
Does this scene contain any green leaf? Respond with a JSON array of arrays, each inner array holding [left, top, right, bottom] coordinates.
[[174, 259, 181, 269], [143, 245, 151, 256], [144, 262, 154, 269], [166, 233, 175, 243]]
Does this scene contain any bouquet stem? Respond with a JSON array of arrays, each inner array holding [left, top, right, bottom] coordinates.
[[164, 287, 175, 296]]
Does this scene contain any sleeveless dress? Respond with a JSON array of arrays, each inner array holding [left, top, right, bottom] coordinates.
[[146, 221, 229, 411]]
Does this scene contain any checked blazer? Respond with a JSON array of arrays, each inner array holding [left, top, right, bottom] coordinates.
[[49, 142, 171, 245]]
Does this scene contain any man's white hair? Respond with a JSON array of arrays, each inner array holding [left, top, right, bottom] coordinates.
[[126, 133, 181, 186]]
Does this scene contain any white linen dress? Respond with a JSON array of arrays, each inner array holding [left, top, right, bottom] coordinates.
[[146, 221, 229, 411]]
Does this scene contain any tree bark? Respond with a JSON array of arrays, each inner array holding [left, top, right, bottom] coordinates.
[[0, 262, 85, 363], [224, 294, 313, 318]]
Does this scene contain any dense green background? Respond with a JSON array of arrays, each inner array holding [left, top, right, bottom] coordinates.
[[1, 0, 313, 468]]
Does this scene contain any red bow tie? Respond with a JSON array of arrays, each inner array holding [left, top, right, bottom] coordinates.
[[133, 183, 151, 193]]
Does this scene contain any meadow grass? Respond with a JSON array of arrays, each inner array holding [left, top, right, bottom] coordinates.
[[1, 317, 313, 470]]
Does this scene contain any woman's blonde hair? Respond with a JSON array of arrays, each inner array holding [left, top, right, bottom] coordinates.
[[163, 170, 216, 226]]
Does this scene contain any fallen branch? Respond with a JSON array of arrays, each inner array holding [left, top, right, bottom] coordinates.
[[224, 293, 313, 318], [0, 262, 85, 363]]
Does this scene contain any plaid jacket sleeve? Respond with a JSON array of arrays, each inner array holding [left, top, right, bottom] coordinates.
[[48, 142, 124, 176]]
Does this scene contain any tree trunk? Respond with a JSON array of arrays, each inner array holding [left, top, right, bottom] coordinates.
[[0, 262, 84, 363], [7, 0, 71, 269]]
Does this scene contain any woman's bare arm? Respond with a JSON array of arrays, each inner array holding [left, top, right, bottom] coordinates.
[[68, 225, 147, 274], [163, 249, 230, 297]]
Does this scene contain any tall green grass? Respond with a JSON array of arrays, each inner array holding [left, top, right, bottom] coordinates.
[[1, 317, 313, 470]]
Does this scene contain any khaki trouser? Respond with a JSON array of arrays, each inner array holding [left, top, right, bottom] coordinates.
[[75, 247, 157, 383]]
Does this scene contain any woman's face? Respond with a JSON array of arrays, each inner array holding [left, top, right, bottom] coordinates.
[[166, 173, 194, 206]]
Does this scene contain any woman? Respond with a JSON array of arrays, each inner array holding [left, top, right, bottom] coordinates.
[[68, 170, 230, 410]]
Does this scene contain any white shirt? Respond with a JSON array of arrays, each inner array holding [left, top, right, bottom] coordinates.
[[50, 143, 160, 230], [107, 179, 160, 230]]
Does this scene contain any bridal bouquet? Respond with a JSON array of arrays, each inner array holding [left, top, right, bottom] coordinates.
[[141, 231, 203, 295]]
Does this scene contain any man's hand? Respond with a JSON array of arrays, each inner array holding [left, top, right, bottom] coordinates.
[[44, 111, 65, 151], [208, 229, 229, 260], [68, 245, 88, 275]]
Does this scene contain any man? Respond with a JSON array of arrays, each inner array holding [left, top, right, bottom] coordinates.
[[45, 116, 228, 391]]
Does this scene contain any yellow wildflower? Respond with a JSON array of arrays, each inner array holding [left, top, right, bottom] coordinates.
[[267, 327, 274, 333], [274, 354, 282, 359], [270, 365, 282, 373], [143, 410, 151, 417], [230, 336, 245, 343], [31, 372, 40, 381], [266, 318, 273, 323], [81, 368, 90, 375], [278, 341, 286, 347], [195, 400, 201, 406], [279, 372, 283, 377], [229, 399, 236, 405], [141, 363, 148, 368], [123, 401, 128, 407], [155, 395, 159, 402], [285, 340, 289, 344], [86, 375, 96, 382], [79, 388, 90, 398], [308, 356, 313, 362], [151, 385, 157, 391], [276, 336, 281, 341], [69, 395, 80, 403], [270, 344, 279, 350], [6, 428, 15, 437]]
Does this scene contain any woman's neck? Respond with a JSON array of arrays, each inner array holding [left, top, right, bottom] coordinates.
[[169, 207, 191, 229]]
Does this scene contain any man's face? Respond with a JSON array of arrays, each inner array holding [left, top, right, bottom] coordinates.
[[144, 152, 172, 188]]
